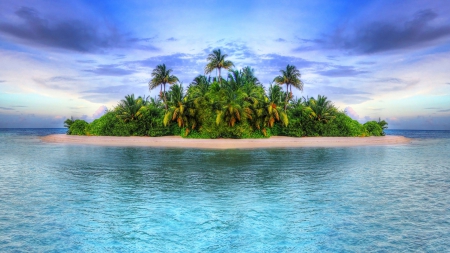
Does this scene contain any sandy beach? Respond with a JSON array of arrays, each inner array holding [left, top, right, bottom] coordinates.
[[41, 134, 411, 149]]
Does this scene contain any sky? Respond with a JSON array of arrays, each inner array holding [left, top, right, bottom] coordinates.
[[0, 0, 450, 129]]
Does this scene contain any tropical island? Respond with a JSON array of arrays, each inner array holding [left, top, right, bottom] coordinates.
[[61, 49, 392, 140]]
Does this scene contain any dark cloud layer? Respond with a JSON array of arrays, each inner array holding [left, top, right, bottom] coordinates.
[[316, 65, 368, 77], [303, 9, 450, 54], [0, 6, 157, 53], [84, 64, 136, 76]]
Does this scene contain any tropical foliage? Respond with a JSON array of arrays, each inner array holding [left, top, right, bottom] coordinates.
[[66, 49, 388, 138], [148, 64, 179, 109], [205, 49, 234, 83]]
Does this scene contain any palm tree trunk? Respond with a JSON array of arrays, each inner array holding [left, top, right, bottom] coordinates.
[[163, 83, 167, 110], [218, 68, 221, 83], [284, 84, 289, 111]]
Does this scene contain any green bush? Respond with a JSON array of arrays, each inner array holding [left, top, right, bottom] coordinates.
[[68, 119, 89, 135], [364, 121, 383, 136], [65, 92, 388, 139], [322, 113, 367, 137]]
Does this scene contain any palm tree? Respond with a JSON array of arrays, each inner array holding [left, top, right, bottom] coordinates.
[[306, 95, 336, 123], [116, 94, 146, 122], [377, 118, 388, 135], [241, 66, 261, 86], [205, 49, 234, 83], [164, 84, 199, 136], [188, 75, 211, 98], [148, 64, 179, 110], [64, 117, 75, 128], [211, 85, 246, 127], [273, 65, 304, 111]]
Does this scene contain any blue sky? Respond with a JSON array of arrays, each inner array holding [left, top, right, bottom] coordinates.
[[1, 0, 450, 129]]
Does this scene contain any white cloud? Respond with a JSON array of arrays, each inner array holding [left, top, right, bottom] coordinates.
[[345, 106, 359, 120], [92, 105, 107, 119]]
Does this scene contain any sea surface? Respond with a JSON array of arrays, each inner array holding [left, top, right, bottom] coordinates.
[[0, 129, 449, 252]]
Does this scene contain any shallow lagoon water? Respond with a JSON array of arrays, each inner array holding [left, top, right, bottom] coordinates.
[[1, 129, 449, 252]]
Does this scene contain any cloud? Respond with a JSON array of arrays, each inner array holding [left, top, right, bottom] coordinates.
[[387, 115, 450, 130], [167, 37, 177, 41], [320, 85, 370, 95], [316, 65, 368, 77], [0, 113, 67, 128], [357, 61, 376, 65], [48, 76, 78, 82], [367, 107, 383, 111], [129, 53, 206, 83], [380, 79, 419, 92], [77, 60, 97, 64], [327, 9, 450, 54], [259, 54, 318, 70], [0, 80, 6, 83], [374, 77, 404, 83], [0, 6, 157, 53], [437, 109, 450, 112], [0, 107, 14, 111], [339, 95, 372, 104], [92, 105, 108, 119], [275, 38, 286, 42], [82, 84, 146, 95], [80, 84, 148, 103], [84, 64, 136, 76], [345, 106, 359, 119]]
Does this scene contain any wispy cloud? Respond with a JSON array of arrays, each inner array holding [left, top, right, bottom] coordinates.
[[0, 6, 159, 53], [0, 7, 125, 52], [84, 64, 136, 76], [316, 65, 368, 77], [437, 109, 450, 112], [304, 9, 450, 54], [77, 60, 97, 64], [0, 107, 14, 110]]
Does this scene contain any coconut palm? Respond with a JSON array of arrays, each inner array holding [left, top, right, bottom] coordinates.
[[116, 94, 146, 122], [273, 64, 304, 111], [64, 117, 75, 128], [377, 118, 388, 135], [241, 66, 261, 86], [205, 49, 234, 83], [267, 83, 284, 105], [164, 84, 199, 135], [188, 75, 211, 98], [149, 64, 179, 110], [306, 95, 336, 123]]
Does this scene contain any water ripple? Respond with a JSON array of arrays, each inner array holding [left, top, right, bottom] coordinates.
[[0, 129, 449, 252]]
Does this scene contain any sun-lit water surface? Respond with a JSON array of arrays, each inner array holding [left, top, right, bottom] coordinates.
[[0, 129, 449, 252]]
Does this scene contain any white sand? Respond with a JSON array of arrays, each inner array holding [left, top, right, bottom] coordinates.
[[40, 134, 411, 149]]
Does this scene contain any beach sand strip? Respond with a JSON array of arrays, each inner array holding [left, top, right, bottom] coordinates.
[[41, 134, 411, 149]]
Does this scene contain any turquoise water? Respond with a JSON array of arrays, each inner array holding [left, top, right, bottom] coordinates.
[[1, 129, 449, 252]]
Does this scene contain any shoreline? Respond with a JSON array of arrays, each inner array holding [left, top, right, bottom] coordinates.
[[40, 134, 411, 149]]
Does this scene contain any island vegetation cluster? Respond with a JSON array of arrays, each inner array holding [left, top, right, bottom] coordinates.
[[65, 49, 388, 138]]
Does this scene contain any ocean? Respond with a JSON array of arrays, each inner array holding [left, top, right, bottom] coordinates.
[[0, 129, 449, 252]]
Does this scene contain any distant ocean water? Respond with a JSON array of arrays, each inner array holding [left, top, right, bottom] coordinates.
[[0, 128, 449, 252]]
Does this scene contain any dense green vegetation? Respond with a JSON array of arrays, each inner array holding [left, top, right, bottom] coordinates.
[[64, 49, 388, 138]]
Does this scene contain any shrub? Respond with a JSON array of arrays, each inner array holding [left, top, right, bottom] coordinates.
[[364, 121, 383, 136], [68, 119, 89, 135]]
